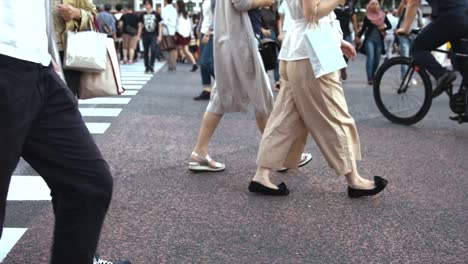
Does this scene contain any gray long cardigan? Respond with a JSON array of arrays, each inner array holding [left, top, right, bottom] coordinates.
[[212, 0, 273, 116]]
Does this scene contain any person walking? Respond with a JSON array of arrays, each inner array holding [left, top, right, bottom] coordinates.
[[355, 0, 392, 85], [396, 0, 423, 77], [193, 0, 215, 101], [159, 0, 178, 71], [176, 0, 198, 72], [334, 0, 359, 80], [97, 4, 117, 40], [189, 0, 312, 173], [119, 5, 139, 64], [260, 5, 280, 86], [0, 1, 131, 263], [384, 9, 399, 61], [139, 0, 162, 74], [249, 0, 388, 198], [51, 0, 95, 96]]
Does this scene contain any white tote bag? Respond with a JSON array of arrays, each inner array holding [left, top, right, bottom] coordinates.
[[64, 30, 108, 72], [305, 14, 346, 78]]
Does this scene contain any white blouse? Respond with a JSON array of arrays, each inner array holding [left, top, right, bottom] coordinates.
[[278, 0, 341, 62], [176, 15, 192, 38]]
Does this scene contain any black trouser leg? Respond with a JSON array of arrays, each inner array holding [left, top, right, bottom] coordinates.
[[411, 10, 468, 79], [0, 55, 113, 264], [149, 35, 157, 68], [143, 35, 151, 68]]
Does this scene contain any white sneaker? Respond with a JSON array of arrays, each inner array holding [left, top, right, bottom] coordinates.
[[277, 153, 313, 173]]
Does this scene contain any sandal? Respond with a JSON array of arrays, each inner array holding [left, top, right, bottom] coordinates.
[[189, 152, 226, 172], [277, 153, 312, 173]]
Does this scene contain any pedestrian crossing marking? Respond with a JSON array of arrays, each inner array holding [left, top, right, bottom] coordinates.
[[85, 123, 111, 134], [121, 76, 152, 81], [122, 81, 148, 85], [121, 90, 138, 96], [79, 98, 131, 105], [7, 176, 51, 201], [123, 85, 143, 90], [79, 108, 122, 117], [0, 228, 27, 262]]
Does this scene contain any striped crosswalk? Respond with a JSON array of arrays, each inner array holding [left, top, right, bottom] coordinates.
[[0, 60, 164, 262]]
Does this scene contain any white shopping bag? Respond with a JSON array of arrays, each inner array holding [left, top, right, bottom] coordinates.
[[64, 30, 108, 72], [305, 19, 346, 78]]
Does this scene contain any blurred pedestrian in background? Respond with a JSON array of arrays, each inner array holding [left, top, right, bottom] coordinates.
[[119, 5, 139, 64], [114, 4, 125, 60], [384, 8, 399, 61], [193, 0, 215, 101], [355, 0, 392, 85], [97, 4, 117, 40], [396, 0, 423, 76], [176, 0, 198, 72], [139, 0, 162, 74], [334, 0, 358, 80], [159, 0, 178, 71], [260, 4, 280, 88]]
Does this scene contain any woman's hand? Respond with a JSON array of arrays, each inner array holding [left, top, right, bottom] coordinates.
[[58, 4, 81, 22], [341, 40, 356, 60]]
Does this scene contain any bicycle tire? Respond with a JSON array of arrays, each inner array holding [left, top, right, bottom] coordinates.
[[373, 57, 433, 125]]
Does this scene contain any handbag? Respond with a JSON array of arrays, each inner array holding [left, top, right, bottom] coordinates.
[[258, 38, 279, 71], [160, 35, 176, 51], [304, 10, 346, 78], [64, 30, 108, 72], [125, 25, 138, 36], [78, 38, 125, 99]]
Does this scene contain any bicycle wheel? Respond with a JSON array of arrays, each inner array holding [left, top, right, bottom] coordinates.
[[373, 57, 433, 125]]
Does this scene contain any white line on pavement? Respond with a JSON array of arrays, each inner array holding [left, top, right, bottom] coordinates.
[[79, 98, 131, 105], [79, 108, 122, 117], [85, 123, 111, 134], [0, 228, 27, 262], [7, 176, 51, 201]]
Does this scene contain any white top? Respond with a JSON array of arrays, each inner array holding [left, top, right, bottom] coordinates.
[[386, 14, 399, 35], [278, 0, 293, 33], [0, 0, 51, 66], [161, 4, 177, 36], [279, 0, 340, 61], [200, 0, 213, 35], [176, 15, 192, 38]]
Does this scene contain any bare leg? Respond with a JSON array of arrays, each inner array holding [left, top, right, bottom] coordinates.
[[170, 49, 178, 70], [345, 169, 375, 190], [129, 49, 135, 63], [183, 45, 196, 65], [255, 115, 268, 134], [193, 112, 222, 157], [252, 167, 277, 189], [122, 49, 128, 63]]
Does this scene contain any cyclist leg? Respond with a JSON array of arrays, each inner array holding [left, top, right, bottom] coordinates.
[[412, 11, 466, 91]]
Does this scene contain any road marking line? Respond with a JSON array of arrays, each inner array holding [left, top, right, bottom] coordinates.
[[121, 90, 138, 96], [123, 85, 143, 90], [79, 108, 122, 117], [7, 176, 51, 201], [79, 98, 131, 105], [85, 123, 111, 134], [0, 228, 27, 262]]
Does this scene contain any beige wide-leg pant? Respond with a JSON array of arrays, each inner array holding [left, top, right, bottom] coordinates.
[[257, 59, 361, 176]]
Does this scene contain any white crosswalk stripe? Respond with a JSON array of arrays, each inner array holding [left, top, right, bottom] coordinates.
[[1, 60, 163, 262]]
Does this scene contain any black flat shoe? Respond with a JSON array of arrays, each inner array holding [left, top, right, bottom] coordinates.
[[347, 176, 388, 198], [248, 181, 289, 196]]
